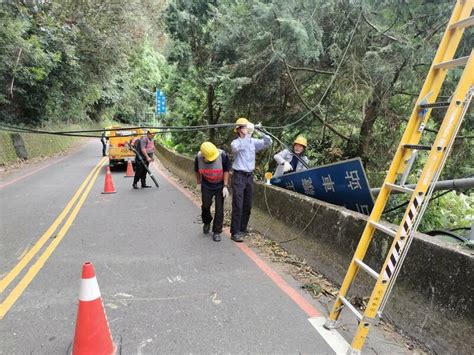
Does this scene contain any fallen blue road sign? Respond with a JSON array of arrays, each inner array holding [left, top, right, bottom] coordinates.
[[270, 158, 374, 215]]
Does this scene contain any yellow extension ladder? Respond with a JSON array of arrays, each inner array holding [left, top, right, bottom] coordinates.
[[323, 1, 474, 353]]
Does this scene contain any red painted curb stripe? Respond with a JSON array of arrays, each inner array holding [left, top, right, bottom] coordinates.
[[0, 155, 69, 189], [0, 141, 91, 190], [236, 242, 320, 318], [152, 160, 321, 318]]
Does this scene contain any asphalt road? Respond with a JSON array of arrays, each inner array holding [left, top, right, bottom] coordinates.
[[0, 141, 414, 354], [0, 142, 337, 354]]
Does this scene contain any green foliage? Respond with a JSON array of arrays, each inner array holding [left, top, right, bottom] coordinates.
[[419, 192, 473, 233], [160, 0, 472, 231], [301, 283, 322, 297], [1, 0, 471, 232], [386, 191, 473, 234], [0, 0, 167, 125]]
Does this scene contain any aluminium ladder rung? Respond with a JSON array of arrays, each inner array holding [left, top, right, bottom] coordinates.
[[354, 258, 380, 280], [433, 56, 469, 70], [449, 16, 474, 30], [419, 101, 451, 109], [327, 2, 474, 352], [339, 295, 363, 320], [403, 144, 432, 151], [369, 220, 397, 237], [385, 182, 415, 194]]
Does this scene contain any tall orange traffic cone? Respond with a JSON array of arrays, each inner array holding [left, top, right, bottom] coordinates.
[[124, 160, 134, 177], [102, 166, 116, 194], [72, 262, 116, 355]]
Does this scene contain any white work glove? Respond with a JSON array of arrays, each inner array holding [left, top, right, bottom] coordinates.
[[283, 161, 293, 173], [222, 186, 229, 199], [246, 122, 255, 135], [253, 122, 263, 137]]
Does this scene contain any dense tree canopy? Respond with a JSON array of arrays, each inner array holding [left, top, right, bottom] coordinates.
[[0, 0, 166, 125], [161, 0, 472, 184], [1, 0, 472, 230]]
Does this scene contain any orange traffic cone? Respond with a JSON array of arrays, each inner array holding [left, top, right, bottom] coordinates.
[[102, 166, 116, 194], [124, 160, 134, 178], [72, 262, 116, 355]]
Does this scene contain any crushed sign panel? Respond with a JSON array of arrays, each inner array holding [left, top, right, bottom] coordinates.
[[270, 158, 374, 215]]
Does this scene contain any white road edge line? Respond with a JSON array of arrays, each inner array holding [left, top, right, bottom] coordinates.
[[308, 316, 350, 355]]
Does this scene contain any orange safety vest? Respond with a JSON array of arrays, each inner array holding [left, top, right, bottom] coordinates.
[[197, 150, 224, 183]]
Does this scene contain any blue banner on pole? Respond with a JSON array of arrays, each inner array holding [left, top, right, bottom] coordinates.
[[156, 89, 166, 115], [270, 158, 374, 215]]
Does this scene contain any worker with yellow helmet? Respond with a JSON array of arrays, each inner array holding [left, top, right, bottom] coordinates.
[[230, 117, 272, 242], [273, 136, 309, 178], [194, 141, 230, 242]]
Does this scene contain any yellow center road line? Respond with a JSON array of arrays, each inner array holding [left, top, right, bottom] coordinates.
[[0, 158, 106, 319], [0, 157, 106, 294], [16, 246, 30, 261]]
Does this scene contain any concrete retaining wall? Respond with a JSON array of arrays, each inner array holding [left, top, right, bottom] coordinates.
[[156, 143, 474, 354]]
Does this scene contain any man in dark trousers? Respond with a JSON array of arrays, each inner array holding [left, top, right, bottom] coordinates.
[[194, 141, 229, 242], [100, 131, 108, 156], [230, 118, 272, 242], [132, 130, 155, 189]]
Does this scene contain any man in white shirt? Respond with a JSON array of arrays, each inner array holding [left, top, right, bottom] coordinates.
[[230, 118, 272, 242]]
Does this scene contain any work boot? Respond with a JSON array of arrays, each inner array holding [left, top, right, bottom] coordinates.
[[132, 185, 139, 189], [212, 233, 221, 242], [231, 233, 243, 242], [203, 223, 211, 234]]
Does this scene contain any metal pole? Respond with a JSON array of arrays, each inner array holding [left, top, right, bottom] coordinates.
[[371, 177, 474, 196]]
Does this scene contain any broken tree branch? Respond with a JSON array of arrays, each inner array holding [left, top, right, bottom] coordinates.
[[281, 55, 351, 141], [286, 64, 335, 76], [9, 48, 23, 99]]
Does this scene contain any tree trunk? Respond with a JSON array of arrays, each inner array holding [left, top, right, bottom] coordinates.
[[207, 84, 218, 141], [356, 60, 407, 167], [357, 99, 378, 167]]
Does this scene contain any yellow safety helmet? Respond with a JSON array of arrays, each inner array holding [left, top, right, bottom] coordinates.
[[234, 117, 249, 132], [293, 136, 308, 148], [200, 141, 219, 162]]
